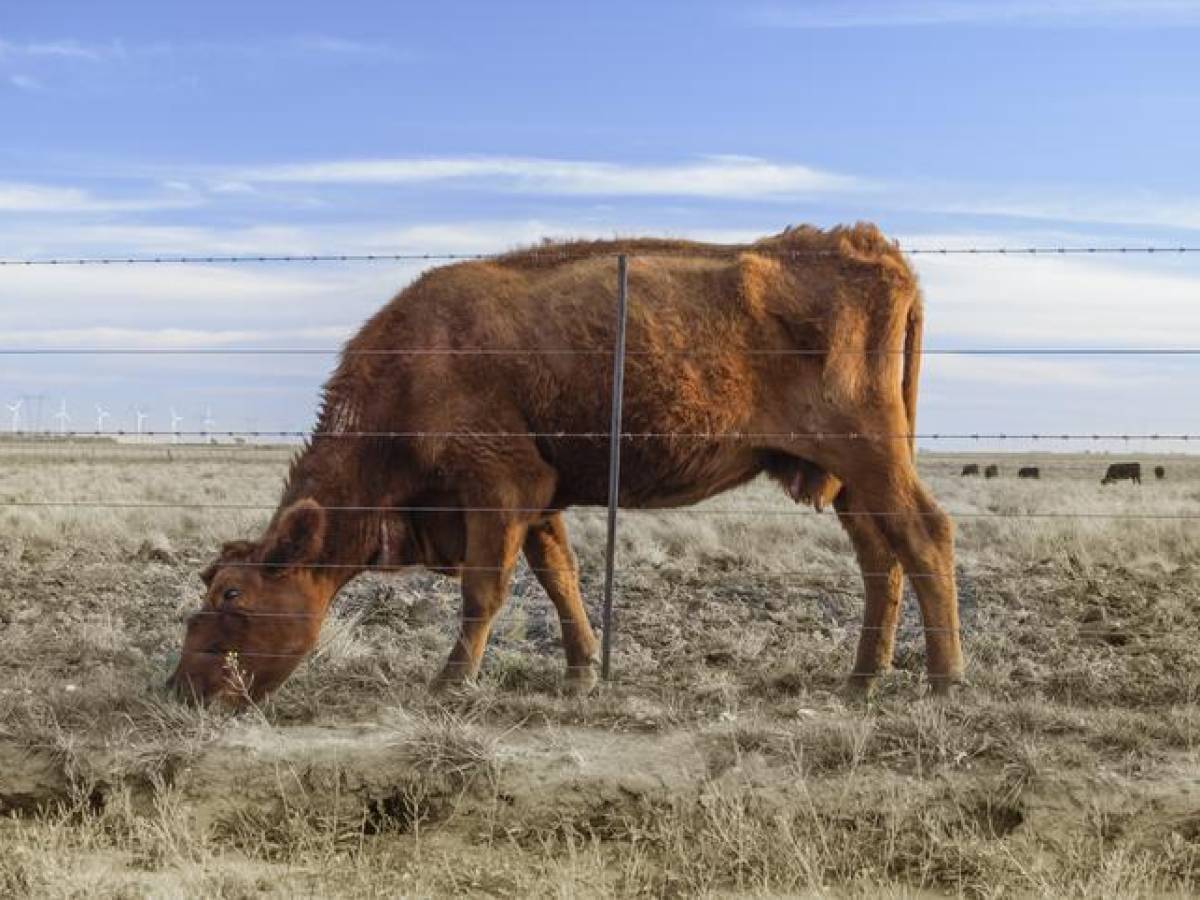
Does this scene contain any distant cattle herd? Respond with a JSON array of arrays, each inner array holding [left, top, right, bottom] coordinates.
[[959, 461, 1168, 484]]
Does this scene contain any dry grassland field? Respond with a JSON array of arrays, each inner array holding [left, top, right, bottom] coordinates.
[[2, 440, 1200, 897]]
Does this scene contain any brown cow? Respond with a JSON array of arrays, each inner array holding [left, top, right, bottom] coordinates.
[[984, 465, 999, 479], [1102, 462, 1141, 485], [168, 224, 962, 705], [1018, 467, 1040, 479], [961, 464, 980, 477], [1154, 465, 1166, 480]]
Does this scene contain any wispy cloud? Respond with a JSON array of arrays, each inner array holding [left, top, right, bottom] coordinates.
[[238, 154, 863, 199], [0, 35, 403, 66], [913, 250, 1200, 347], [5, 150, 1198, 235], [0, 181, 203, 214], [8, 74, 41, 91], [0, 325, 353, 349], [283, 35, 400, 57], [0, 38, 117, 61], [0, 183, 108, 212], [746, 1, 1200, 29], [891, 184, 1200, 233], [927, 354, 1168, 389]]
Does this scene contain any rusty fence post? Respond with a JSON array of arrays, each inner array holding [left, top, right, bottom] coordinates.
[[600, 254, 629, 680]]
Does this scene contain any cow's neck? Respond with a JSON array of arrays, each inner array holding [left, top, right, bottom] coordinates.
[[277, 431, 384, 592]]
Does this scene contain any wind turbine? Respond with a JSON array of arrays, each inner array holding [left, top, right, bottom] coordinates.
[[170, 407, 183, 443], [54, 399, 70, 436], [95, 404, 110, 433], [6, 399, 22, 434], [202, 405, 216, 443], [134, 407, 149, 439]]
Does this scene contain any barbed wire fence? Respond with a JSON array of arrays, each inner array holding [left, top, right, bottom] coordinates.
[[2, 243, 1199, 684]]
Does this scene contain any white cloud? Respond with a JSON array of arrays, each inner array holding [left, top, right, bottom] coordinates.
[[206, 180, 256, 195], [0, 325, 353, 349], [285, 35, 399, 57], [925, 354, 1168, 389], [746, 1, 1200, 28], [913, 251, 1200, 346], [0, 181, 203, 214], [8, 74, 41, 91], [0, 38, 115, 61], [0, 218, 771, 261], [0, 35, 401, 66], [905, 189, 1200, 233], [0, 183, 98, 212], [6, 151, 1196, 232], [0, 263, 382, 330], [238, 155, 864, 199]]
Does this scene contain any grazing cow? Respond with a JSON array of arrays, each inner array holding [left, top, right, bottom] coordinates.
[[1101, 462, 1142, 485], [984, 465, 999, 479], [1018, 467, 1040, 479], [1154, 466, 1166, 480], [168, 224, 962, 705], [961, 464, 980, 477]]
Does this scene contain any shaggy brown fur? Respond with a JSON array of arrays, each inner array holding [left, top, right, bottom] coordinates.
[[168, 223, 963, 705]]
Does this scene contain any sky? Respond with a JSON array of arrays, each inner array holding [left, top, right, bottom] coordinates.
[[1, 0, 1199, 452]]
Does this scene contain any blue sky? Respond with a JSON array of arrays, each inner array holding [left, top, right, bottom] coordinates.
[[1, 0, 1199, 449]]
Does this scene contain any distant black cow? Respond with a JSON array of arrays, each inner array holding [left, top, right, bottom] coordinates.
[[961, 464, 980, 477], [1018, 467, 1040, 479], [984, 465, 999, 479], [1101, 462, 1142, 485], [1154, 466, 1166, 480]]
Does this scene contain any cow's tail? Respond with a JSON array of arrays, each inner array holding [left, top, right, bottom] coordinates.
[[902, 290, 923, 460]]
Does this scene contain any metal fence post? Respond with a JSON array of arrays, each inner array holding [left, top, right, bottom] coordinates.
[[600, 254, 629, 681]]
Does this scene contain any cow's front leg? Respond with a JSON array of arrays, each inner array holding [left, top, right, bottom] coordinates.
[[433, 511, 526, 688]]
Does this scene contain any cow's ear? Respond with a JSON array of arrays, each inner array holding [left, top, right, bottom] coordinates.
[[261, 499, 327, 572], [200, 540, 257, 586]]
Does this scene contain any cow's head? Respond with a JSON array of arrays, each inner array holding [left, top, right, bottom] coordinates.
[[167, 499, 335, 706]]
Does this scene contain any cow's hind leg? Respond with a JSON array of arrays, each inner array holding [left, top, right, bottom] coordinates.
[[842, 458, 963, 694], [835, 488, 904, 697], [523, 513, 600, 693]]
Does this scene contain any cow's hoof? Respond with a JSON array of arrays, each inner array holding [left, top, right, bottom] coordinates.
[[842, 673, 880, 703], [926, 672, 968, 698], [564, 661, 600, 696], [430, 663, 476, 694]]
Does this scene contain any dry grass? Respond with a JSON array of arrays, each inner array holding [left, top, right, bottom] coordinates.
[[1, 441, 1200, 897]]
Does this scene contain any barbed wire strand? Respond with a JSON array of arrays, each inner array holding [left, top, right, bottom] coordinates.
[[0, 558, 1096, 580], [0, 499, 1193, 518], [1, 430, 1195, 440], [3, 245, 1200, 267], [0, 445, 1183, 473], [2, 347, 1200, 356]]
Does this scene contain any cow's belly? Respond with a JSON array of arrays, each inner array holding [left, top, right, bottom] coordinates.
[[543, 438, 762, 509]]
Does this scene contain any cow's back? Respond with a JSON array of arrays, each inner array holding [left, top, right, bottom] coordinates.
[[332, 228, 918, 507]]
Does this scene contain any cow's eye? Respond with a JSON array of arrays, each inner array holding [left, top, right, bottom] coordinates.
[[222, 587, 242, 603]]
